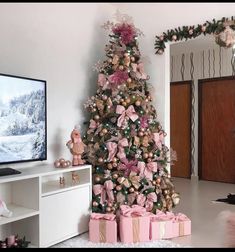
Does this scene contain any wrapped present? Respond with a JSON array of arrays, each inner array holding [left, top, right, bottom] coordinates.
[[175, 213, 191, 236], [150, 210, 174, 240], [89, 213, 117, 243], [119, 205, 150, 243]]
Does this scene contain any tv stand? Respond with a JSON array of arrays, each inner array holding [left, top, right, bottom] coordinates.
[[0, 164, 92, 247]]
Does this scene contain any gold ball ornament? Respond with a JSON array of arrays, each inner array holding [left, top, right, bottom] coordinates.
[[92, 201, 99, 207], [143, 153, 149, 159], [112, 162, 118, 168], [135, 100, 141, 106], [116, 185, 122, 191], [95, 176, 101, 182], [120, 98, 124, 103], [112, 207, 116, 211], [138, 131, 144, 137], [122, 101, 127, 106], [108, 202, 113, 207], [124, 53, 129, 57], [108, 58, 112, 63], [102, 95, 108, 101], [107, 163, 113, 170], [119, 65, 124, 70], [112, 157, 117, 163], [147, 158, 152, 162], [106, 207, 112, 212], [112, 173, 118, 179], [156, 178, 161, 184], [94, 115, 100, 120], [152, 180, 156, 186], [148, 152, 153, 158], [99, 132, 104, 137], [102, 128, 108, 134], [127, 78, 132, 83], [54, 160, 61, 168], [98, 157, 104, 163], [126, 98, 131, 104], [129, 187, 135, 193], [131, 56, 135, 62], [145, 99, 149, 103]]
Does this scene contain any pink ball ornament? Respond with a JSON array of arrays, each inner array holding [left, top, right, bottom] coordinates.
[[201, 25, 206, 32], [189, 29, 194, 35], [54, 160, 61, 168], [158, 49, 164, 55], [159, 35, 164, 41], [172, 35, 177, 41]]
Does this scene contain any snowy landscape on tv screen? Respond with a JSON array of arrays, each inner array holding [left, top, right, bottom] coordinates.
[[0, 75, 46, 163]]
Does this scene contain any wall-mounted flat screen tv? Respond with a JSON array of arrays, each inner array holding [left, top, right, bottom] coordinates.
[[0, 73, 47, 165]]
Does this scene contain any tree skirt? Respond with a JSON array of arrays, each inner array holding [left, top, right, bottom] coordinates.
[[52, 232, 185, 248]]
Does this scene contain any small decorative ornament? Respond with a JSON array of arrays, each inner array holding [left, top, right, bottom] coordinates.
[[135, 100, 141, 106], [215, 25, 235, 48], [201, 25, 206, 32], [172, 35, 177, 41], [54, 158, 71, 168], [158, 49, 164, 55], [112, 173, 118, 179], [92, 201, 99, 207], [59, 176, 65, 186], [189, 29, 194, 35]]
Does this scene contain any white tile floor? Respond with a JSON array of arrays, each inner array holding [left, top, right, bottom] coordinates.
[[171, 177, 235, 247]]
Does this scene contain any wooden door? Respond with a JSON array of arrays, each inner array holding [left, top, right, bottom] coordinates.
[[199, 77, 235, 183], [170, 81, 191, 178]]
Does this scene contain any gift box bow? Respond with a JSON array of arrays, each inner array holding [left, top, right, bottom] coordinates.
[[120, 204, 148, 217], [174, 213, 190, 222], [90, 213, 116, 221], [150, 210, 175, 221]]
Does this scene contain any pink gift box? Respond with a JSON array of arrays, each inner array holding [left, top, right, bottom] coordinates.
[[89, 213, 117, 243], [119, 205, 150, 243], [150, 210, 175, 240], [172, 221, 180, 238]]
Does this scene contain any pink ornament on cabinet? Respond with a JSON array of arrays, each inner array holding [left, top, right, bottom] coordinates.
[[66, 127, 86, 166]]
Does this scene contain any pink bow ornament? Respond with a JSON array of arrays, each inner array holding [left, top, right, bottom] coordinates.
[[131, 62, 148, 80], [129, 171, 141, 189], [138, 161, 158, 180], [118, 158, 139, 176], [90, 213, 116, 221], [93, 180, 114, 204], [106, 138, 129, 162], [116, 105, 138, 128], [120, 204, 147, 217]]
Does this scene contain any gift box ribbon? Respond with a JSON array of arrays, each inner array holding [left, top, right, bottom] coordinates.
[[90, 213, 116, 221], [120, 204, 147, 217]]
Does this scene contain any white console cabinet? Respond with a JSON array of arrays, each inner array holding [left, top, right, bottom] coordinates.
[[0, 164, 92, 247]]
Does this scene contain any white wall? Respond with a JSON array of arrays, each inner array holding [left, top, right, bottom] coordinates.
[[0, 3, 117, 168], [0, 3, 234, 170]]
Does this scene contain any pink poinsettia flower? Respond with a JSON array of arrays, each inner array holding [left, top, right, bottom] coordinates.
[[112, 23, 136, 45], [108, 70, 129, 87], [140, 116, 149, 129]]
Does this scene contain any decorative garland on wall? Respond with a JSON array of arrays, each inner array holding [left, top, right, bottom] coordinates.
[[154, 16, 235, 54]]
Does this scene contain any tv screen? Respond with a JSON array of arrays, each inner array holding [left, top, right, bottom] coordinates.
[[0, 73, 47, 165]]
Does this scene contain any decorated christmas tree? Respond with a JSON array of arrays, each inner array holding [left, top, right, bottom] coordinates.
[[83, 12, 180, 214]]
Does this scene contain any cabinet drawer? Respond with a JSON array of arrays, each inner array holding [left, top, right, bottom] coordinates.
[[40, 186, 90, 247]]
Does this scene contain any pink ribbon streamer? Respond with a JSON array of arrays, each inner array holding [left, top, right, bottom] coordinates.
[[138, 161, 158, 180], [145, 192, 158, 211], [106, 138, 129, 161], [90, 213, 116, 221], [93, 180, 114, 204], [116, 105, 138, 128], [89, 119, 98, 129], [120, 204, 147, 217], [98, 73, 109, 89]]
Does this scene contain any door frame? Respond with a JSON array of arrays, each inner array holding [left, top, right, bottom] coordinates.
[[198, 75, 235, 180], [170, 80, 192, 178]]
